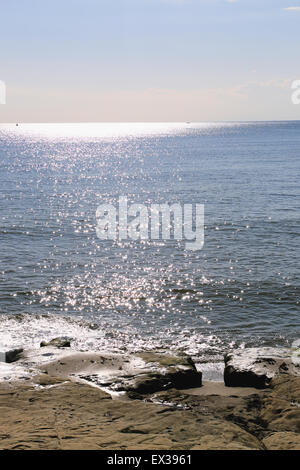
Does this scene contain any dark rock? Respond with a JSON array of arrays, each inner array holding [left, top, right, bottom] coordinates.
[[224, 365, 271, 389], [38, 350, 202, 396], [224, 348, 300, 389], [5, 348, 24, 363], [113, 354, 202, 394], [167, 367, 202, 389], [40, 337, 72, 348], [135, 368, 201, 394]]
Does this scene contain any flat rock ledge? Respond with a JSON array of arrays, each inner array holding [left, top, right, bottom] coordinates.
[[224, 347, 300, 389], [3, 343, 300, 393], [3, 347, 202, 395], [49, 351, 202, 395], [1, 343, 300, 449], [113, 353, 202, 395], [0, 375, 299, 449]]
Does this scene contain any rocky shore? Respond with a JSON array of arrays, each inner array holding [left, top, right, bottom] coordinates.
[[0, 340, 299, 450]]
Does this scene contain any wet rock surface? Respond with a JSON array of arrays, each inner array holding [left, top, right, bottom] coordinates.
[[224, 348, 300, 389], [5, 348, 24, 364], [38, 351, 202, 394], [40, 337, 72, 348], [111, 353, 202, 394]]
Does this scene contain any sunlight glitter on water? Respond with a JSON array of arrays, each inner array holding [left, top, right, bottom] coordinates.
[[0, 122, 245, 140], [0, 121, 299, 379]]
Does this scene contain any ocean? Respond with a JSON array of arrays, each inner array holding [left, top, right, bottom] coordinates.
[[0, 121, 299, 380]]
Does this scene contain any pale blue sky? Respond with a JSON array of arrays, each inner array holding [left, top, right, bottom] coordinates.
[[0, 0, 300, 121]]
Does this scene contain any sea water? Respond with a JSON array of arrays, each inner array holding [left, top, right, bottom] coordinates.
[[0, 122, 299, 379]]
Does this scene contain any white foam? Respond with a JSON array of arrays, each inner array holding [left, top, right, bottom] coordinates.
[[0, 361, 32, 382]]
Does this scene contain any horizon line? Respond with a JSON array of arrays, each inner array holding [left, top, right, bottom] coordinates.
[[1, 119, 300, 125]]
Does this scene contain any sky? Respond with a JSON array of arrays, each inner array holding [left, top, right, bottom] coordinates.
[[0, 0, 300, 122]]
